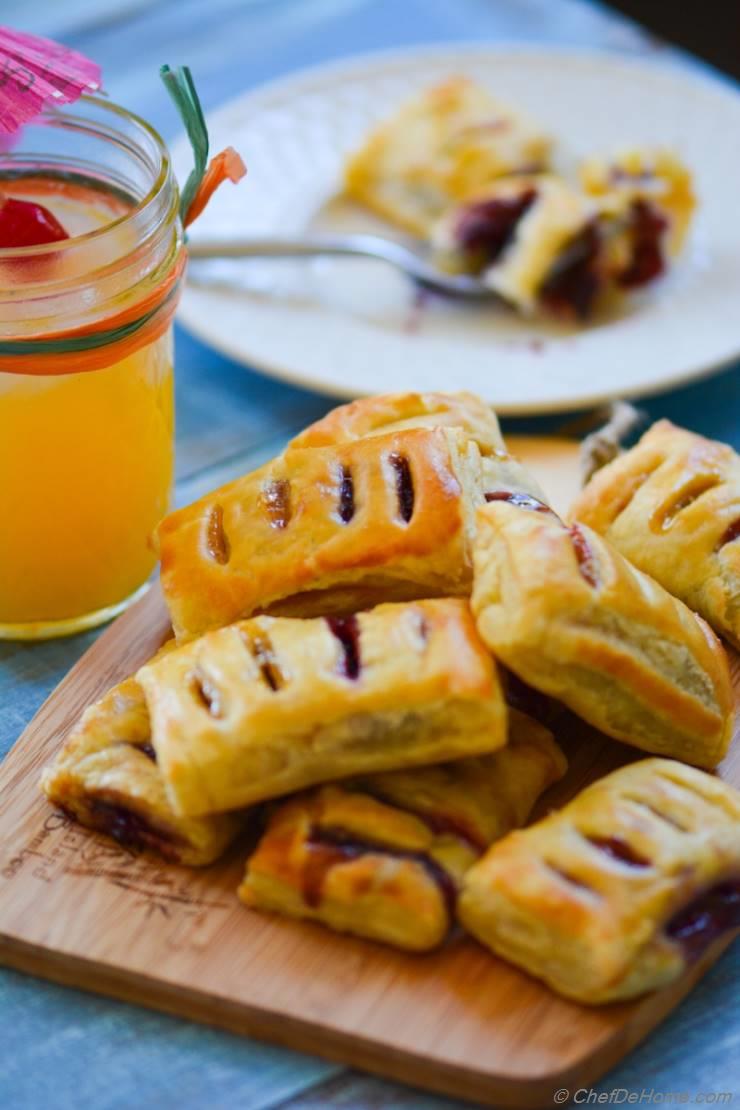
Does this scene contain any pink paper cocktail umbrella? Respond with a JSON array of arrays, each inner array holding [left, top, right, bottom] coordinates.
[[0, 26, 101, 136]]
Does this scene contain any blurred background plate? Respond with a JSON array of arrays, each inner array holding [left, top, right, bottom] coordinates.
[[175, 44, 740, 413]]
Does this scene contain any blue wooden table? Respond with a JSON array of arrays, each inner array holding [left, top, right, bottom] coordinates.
[[1, 2, 738, 1106]]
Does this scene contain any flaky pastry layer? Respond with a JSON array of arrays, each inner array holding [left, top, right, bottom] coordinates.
[[41, 647, 243, 866], [472, 499, 734, 767], [459, 759, 740, 1003]]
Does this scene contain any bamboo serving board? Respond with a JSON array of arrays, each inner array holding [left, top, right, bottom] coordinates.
[[0, 438, 738, 1110]]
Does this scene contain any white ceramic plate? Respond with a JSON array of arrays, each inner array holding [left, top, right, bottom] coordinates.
[[174, 45, 740, 413]]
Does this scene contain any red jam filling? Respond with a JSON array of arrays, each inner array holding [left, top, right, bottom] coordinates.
[[617, 201, 667, 288], [87, 799, 181, 862], [137, 742, 157, 763], [326, 615, 361, 680], [338, 465, 355, 523], [587, 835, 650, 868], [0, 196, 69, 248], [540, 224, 602, 319], [719, 518, 740, 549], [303, 824, 458, 919], [388, 453, 415, 523], [569, 524, 599, 587], [453, 190, 536, 269], [665, 881, 740, 962]]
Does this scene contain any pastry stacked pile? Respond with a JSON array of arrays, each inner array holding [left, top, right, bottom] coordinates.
[[344, 77, 695, 319], [42, 391, 740, 1005]]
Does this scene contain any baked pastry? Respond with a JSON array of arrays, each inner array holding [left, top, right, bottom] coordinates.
[[288, 390, 507, 455], [459, 758, 740, 1003], [40, 649, 243, 866], [344, 77, 552, 236], [239, 710, 567, 950], [471, 498, 734, 768], [157, 425, 545, 641], [289, 389, 545, 515], [570, 420, 740, 651], [432, 174, 602, 317], [580, 147, 695, 276], [137, 599, 508, 818], [431, 152, 694, 317]]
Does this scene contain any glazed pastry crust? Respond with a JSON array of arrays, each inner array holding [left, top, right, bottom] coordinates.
[[471, 500, 734, 768], [290, 391, 545, 507], [138, 599, 509, 818], [156, 425, 545, 642], [344, 77, 551, 236], [288, 390, 506, 456], [459, 759, 740, 1003], [40, 649, 242, 866], [570, 419, 740, 651], [239, 711, 566, 951]]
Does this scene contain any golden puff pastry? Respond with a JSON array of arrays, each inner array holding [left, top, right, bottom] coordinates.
[[472, 499, 734, 768], [459, 759, 740, 1003], [40, 653, 243, 866], [156, 426, 545, 641], [432, 174, 603, 317], [288, 390, 506, 456], [238, 710, 567, 950], [571, 420, 740, 651], [289, 390, 546, 511], [581, 147, 695, 261], [137, 599, 509, 818], [344, 77, 551, 236]]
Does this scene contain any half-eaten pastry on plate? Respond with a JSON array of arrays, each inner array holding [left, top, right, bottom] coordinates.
[[431, 160, 694, 318], [459, 758, 740, 1003], [570, 419, 740, 651], [471, 497, 734, 768], [137, 599, 508, 818], [239, 709, 566, 950]]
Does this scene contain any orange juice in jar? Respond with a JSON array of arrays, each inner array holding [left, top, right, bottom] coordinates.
[[0, 98, 183, 638]]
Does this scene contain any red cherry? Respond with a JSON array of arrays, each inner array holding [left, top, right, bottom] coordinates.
[[0, 196, 69, 248]]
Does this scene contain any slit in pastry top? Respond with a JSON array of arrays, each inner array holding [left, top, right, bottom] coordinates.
[[326, 615, 362, 680], [261, 478, 291, 530], [205, 504, 230, 565]]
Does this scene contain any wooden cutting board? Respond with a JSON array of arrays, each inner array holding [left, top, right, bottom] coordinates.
[[0, 438, 738, 1110]]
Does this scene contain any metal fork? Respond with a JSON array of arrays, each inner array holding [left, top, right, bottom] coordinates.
[[186, 233, 492, 297]]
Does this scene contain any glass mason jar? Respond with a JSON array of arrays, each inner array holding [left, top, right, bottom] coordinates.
[[0, 97, 184, 640]]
